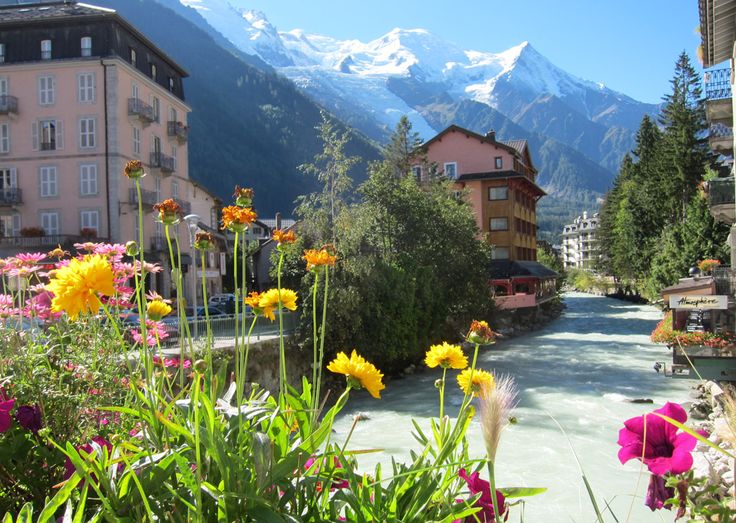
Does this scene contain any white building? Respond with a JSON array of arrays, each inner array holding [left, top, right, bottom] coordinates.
[[562, 211, 600, 269]]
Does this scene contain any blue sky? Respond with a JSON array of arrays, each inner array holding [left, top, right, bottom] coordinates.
[[233, 0, 702, 104]]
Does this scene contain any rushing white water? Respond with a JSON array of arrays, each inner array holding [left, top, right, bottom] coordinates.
[[332, 292, 695, 522]]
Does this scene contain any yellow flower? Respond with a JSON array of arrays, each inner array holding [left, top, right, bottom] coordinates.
[[46, 254, 116, 320], [457, 368, 495, 397], [147, 299, 172, 321], [303, 248, 337, 271], [257, 288, 298, 321], [425, 342, 468, 369], [327, 350, 385, 399]]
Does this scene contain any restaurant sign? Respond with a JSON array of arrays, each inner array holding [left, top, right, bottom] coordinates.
[[668, 294, 728, 310]]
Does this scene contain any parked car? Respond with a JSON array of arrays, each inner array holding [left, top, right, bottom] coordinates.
[[208, 293, 236, 313]]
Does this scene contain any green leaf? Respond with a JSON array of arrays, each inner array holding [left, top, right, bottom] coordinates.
[[500, 487, 547, 498], [37, 472, 82, 522], [653, 412, 735, 459]]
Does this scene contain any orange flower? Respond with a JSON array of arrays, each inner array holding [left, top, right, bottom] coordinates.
[[193, 231, 215, 251], [221, 205, 257, 233], [124, 159, 145, 179], [466, 320, 497, 345], [153, 199, 182, 225], [272, 229, 296, 245], [233, 186, 254, 207], [303, 247, 337, 272], [244, 291, 262, 310]]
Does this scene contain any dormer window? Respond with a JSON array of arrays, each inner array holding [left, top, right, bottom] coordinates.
[[494, 156, 503, 169], [130, 47, 137, 65], [81, 36, 92, 57], [41, 40, 52, 60], [0, 44, 5, 64], [168, 76, 175, 92], [150, 63, 157, 79]]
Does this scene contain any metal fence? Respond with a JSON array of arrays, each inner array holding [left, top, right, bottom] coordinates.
[[160, 311, 298, 345], [704, 68, 732, 100]]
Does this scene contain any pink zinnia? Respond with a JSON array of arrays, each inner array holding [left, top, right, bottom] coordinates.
[[13, 252, 46, 265]]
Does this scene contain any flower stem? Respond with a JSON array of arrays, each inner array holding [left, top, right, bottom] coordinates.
[[487, 460, 501, 522], [311, 270, 319, 416], [314, 268, 329, 417], [277, 249, 286, 397], [233, 231, 243, 406], [439, 367, 447, 420]]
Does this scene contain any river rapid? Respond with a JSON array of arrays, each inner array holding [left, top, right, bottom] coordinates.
[[331, 292, 695, 522]]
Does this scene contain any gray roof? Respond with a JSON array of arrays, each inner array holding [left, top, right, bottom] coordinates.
[[0, 1, 114, 23], [499, 139, 528, 155]]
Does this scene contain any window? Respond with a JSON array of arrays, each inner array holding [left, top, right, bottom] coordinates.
[[80, 164, 98, 196], [79, 118, 96, 149], [0, 168, 16, 190], [150, 63, 157, 79], [39, 166, 58, 197], [131, 82, 139, 100], [492, 246, 510, 260], [38, 75, 54, 105], [41, 39, 51, 60], [169, 107, 177, 123], [130, 47, 136, 65], [77, 73, 95, 103], [0, 77, 6, 97], [80, 210, 99, 234], [171, 180, 179, 198], [34, 119, 63, 151], [80, 36, 92, 57], [0, 123, 9, 154], [152, 135, 161, 155], [132, 127, 140, 155], [41, 211, 59, 236], [171, 145, 177, 169], [494, 156, 503, 169], [411, 165, 421, 182], [154, 176, 161, 201], [168, 77, 175, 92], [490, 217, 508, 231], [444, 162, 457, 180], [488, 186, 508, 200], [0, 44, 5, 64], [0, 214, 19, 238], [152, 97, 160, 122]]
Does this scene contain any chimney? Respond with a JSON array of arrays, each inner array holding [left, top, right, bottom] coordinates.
[[485, 129, 496, 141], [275, 212, 282, 231]]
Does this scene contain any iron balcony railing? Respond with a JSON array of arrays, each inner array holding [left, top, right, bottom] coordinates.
[[710, 122, 734, 139], [713, 266, 736, 296], [150, 152, 175, 173], [704, 68, 732, 101], [128, 98, 155, 123], [0, 95, 18, 115], [0, 188, 21, 204], [0, 234, 107, 247], [708, 176, 735, 206], [128, 187, 158, 207], [167, 121, 188, 142]]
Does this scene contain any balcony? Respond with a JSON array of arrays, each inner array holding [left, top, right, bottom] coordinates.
[[128, 187, 158, 208], [704, 68, 733, 125], [167, 121, 188, 143], [709, 122, 733, 154], [173, 197, 191, 215], [128, 98, 154, 125], [0, 234, 107, 250], [707, 176, 735, 223], [0, 95, 18, 116], [150, 234, 167, 252], [150, 152, 175, 174], [0, 188, 21, 205]]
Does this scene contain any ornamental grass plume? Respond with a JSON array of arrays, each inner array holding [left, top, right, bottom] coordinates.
[[257, 288, 298, 321], [477, 374, 518, 462], [457, 368, 494, 397], [327, 350, 385, 399], [46, 254, 116, 320], [425, 342, 468, 370]]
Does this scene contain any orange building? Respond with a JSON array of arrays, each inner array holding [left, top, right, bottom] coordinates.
[[412, 125, 556, 308]]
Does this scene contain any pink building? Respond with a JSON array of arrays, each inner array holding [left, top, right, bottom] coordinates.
[[0, 1, 218, 299]]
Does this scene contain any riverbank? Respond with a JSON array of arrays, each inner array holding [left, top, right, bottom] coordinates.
[[493, 294, 566, 338]]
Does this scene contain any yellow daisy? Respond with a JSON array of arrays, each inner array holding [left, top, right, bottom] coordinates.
[[327, 350, 385, 399], [257, 288, 298, 321], [46, 254, 116, 320], [425, 342, 468, 369], [457, 368, 495, 397], [147, 299, 172, 321]]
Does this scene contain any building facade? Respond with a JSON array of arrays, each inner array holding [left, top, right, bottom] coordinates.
[[0, 1, 217, 300], [561, 211, 600, 269]]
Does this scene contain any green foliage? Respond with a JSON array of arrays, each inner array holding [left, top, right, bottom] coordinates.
[[536, 243, 565, 290]]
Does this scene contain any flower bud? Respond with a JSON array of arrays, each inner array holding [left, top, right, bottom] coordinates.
[[193, 359, 208, 373], [125, 240, 139, 256]]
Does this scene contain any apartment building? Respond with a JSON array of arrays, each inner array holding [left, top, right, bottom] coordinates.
[[0, 1, 216, 299], [561, 211, 600, 269]]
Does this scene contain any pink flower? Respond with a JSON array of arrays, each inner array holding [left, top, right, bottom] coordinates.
[[63, 436, 113, 480], [645, 474, 673, 511], [15, 404, 42, 434], [454, 469, 507, 522], [132, 320, 170, 347], [13, 252, 46, 265], [617, 402, 703, 476], [304, 456, 349, 490], [0, 398, 15, 433]]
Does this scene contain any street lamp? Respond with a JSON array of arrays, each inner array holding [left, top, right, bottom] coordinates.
[[183, 213, 201, 339]]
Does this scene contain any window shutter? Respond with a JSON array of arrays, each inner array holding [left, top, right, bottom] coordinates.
[[12, 213, 20, 236], [9, 167, 16, 188], [56, 120, 63, 149], [92, 73, 97, 103], [31, 121, 38, 151]]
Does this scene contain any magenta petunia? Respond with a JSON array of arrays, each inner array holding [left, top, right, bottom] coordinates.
[[617, 402, 702, 475], [304, 455, 349, 490], [645, 474, 674, 511], [15, 404, 42, 434], [0, 398, 15, 433], [64, 436, 113, 480], [454, 468, 507, 522]]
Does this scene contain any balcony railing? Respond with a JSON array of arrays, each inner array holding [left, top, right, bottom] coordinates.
[[40, 141, 56, 151], [0, 234, 107, 248], [0, 95, 18, 115], [173, 197, 191, 215], [713, 266, 736, 296], [128, 98, 154, 123], [167, 121, 188, 143], [150, 152, 175, 173], [0, 188, 21, 205], [128, 187, 158, 207], [708, 176, 735, 206], [704, 68, 732, 101], [150, 235, 167, 251]]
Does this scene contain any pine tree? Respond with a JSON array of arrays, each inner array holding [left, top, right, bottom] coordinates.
[[382, 115, 424, 178]]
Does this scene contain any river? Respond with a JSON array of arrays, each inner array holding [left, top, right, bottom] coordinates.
[[331, 292, 695, 522]]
